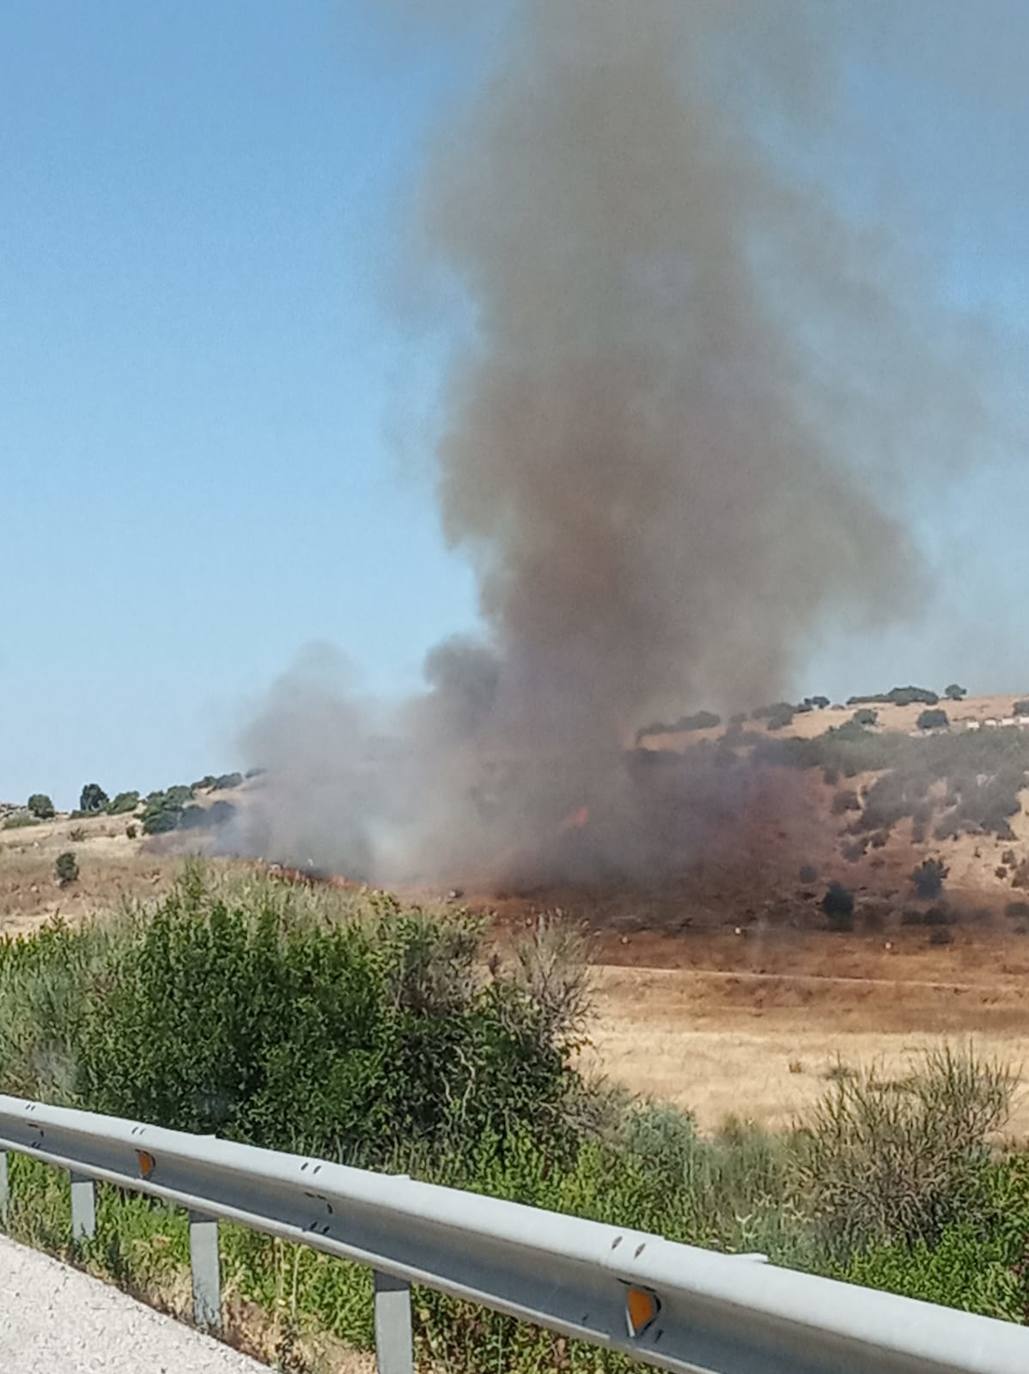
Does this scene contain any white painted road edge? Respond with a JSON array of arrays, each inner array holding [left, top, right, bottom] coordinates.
[[0, 1235, 267, 1374]]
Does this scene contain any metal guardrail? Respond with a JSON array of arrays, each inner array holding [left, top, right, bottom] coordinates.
[[1, 1095, 1028, 1374]]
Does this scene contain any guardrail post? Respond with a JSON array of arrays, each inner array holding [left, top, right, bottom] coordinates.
[[0, 1150, 8, 1222], [188, 1211, 221, 1332], [69, 1172, 95, 1242], [373, 1270, 413, 1374]]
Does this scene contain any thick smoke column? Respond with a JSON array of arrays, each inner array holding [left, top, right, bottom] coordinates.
[[239, 1, 991, 885]]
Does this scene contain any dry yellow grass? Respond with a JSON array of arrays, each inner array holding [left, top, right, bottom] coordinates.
[[585, 963, 1029, 1137], [0, 811, 178, 934]]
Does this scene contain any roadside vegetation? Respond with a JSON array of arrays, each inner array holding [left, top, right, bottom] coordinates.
[[0, 866, 1027, 1370]]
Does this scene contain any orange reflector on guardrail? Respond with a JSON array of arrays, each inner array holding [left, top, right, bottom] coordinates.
[[136, 1150, 156, 1178], [625, 1285, 660, 1338]]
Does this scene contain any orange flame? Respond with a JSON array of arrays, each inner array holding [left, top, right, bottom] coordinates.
[[558, 804, 590, 833]]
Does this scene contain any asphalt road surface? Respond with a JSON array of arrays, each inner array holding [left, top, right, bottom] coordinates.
[[0, 1236, 267, 1373]]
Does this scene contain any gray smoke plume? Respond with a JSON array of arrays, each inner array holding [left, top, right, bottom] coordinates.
[[237, 1, 995, 886]]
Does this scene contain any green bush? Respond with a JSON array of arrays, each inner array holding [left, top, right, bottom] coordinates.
[[106, 791, 140, 815], [140, 785, 196, 835], [848, 686, 940, 708], [851, 708, 878, 727], [821, 882, 855, 931], [27, 794, 55, 820], [4, 870, 585, 1167], [840, 1158, 1029, 1321], [79, 783, 109, 814], [944, 684, 967, 702], [54, 852, 78, 887], [917, 708, 950, 732], [912, 857, 949, 899], [794, 1047, 1014, 1256]]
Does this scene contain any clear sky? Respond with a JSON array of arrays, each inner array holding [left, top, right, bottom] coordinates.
[[3, 1, 1028, 809]]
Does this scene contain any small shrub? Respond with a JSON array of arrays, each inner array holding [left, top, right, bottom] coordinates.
[[106, 791, 140, 816], [923, 904, 952, 927], [1013, 699, 1029, 717], [68, 826, 87, 842], [917, 708, 949, 732], [822, 766, 839, 786], [26, 793, 55, 820], [213, 772, 245, 791], [2, 814, 38, 830], [928, 928, 953, 946], [863, 904, 887, 932], [54, 852, 79, 886], [679, 710, 721, 732], [847, 686, 940, 708], [851, 708, 878, 727], [1005, 900, 1029, 920], [944, 684, 967, 702], [125, 824, 138, 840], [799, 864, 818, 884], [832, 789, 861, 815], [822, 882, 855, 930], [142, 808, 181, 836], [795, 1047, 1014, 1255], [911, 857, 949, 899], [766, 703, 796, 731]]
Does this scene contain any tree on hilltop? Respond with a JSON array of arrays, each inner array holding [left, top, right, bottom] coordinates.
[[79, 783, 109, 814]]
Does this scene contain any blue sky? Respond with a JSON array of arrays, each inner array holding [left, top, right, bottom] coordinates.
[[3, 1, 1028, 808]]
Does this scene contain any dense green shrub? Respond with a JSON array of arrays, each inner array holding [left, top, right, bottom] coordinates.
[[917, 708, 949, 732], [54, 852, 78, 887], [27, 793, 55, 820], [105, 791, 140, 815], [848, 686, 940, 708], [944, 684, 967, 702], [140, 785, 196, 835], [79, 783, 109, 814], [794, 1048, 1014, 1256], [821, 882, 855, 931], [840, 1157, 1029, 1321], [912, 857, 949, 899], [2, 870, 586, 1167], [851, 708, 878, 727]]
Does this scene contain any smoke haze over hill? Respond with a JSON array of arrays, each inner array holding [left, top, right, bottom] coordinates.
[[238, 1, 1003, 885]]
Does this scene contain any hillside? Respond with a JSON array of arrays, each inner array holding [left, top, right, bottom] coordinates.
[[4, 689, 1029, 1134]]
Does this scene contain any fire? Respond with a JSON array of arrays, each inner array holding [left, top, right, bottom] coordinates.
[[558, 804, 590, 834]]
